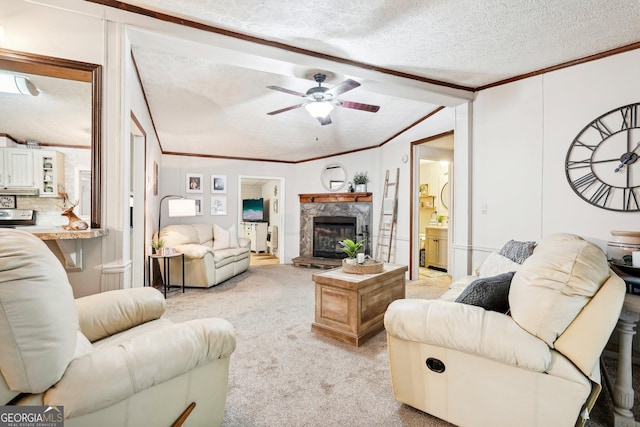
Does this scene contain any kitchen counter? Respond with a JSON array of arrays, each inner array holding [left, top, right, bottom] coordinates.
[[18, 227, 108, 240], [17, 227, 108, 272]]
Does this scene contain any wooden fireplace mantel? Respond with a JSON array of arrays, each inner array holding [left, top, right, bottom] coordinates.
[[299, 192, 372, 203]]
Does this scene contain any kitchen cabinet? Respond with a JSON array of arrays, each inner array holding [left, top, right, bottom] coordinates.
[[241, 222, 268, 253], [0, 148, 35, 188], [36, 150, 65, 197], [425, 226, 448, 270]]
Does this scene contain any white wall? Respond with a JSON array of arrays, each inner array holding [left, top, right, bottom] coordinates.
[[160, 155, 297, 257], [469, 49, 640, 258]]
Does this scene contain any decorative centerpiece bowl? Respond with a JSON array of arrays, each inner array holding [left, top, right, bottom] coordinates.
[[342, 258, 384, 275]]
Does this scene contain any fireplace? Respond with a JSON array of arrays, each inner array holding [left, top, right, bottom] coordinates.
[[313, 216, 357, 259]]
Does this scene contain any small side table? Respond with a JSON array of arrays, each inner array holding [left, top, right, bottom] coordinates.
[[148, 252, 185, 298], [607, 264, 640, 427]]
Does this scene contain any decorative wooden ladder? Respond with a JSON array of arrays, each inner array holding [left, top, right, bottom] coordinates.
[[375, 168, 399, 262]]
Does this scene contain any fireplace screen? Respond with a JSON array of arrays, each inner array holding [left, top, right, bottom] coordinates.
[[313, 216, 357, 258]]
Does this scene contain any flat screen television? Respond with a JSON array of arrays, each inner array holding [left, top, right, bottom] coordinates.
[[242, 198, 265, 221]]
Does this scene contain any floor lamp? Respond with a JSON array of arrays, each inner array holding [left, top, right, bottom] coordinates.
[[158, 195, 197, 233], [152, 195, 196, 287]]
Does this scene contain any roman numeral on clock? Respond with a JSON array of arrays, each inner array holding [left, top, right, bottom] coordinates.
[[620, 104, 639, 130], [624, 188, 640, 211], [572, 172, 597, 190], [589, 183, 612, 206], [590, 119, 612, 139]]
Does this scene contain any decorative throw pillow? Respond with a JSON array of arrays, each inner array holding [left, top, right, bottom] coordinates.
[[213, 224, 231, 250], [499, 240, 536, 264], [477, 252, 522, 278], [455, 271, 516, 313], [228, 224, 239, 248], [213, 224, 240, 249]]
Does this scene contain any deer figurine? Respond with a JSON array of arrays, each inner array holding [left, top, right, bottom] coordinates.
[[57, 185, 89, 230]]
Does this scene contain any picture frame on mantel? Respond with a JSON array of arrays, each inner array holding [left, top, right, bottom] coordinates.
[[0, 195, 16, 209]]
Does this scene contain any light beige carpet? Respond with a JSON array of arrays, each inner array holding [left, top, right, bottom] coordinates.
[[163, 264, 624, 427]]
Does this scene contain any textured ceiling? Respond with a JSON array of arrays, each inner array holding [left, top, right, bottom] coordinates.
[[3, 0, 640, 161], [0, 72, 92, 148], [121, 0, 640, 162], [125, 0, 640, 87]]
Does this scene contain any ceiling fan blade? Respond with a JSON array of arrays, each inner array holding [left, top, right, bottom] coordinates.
[[317, 115, 332, 126], [266, 103, 307, 115], [266, 85, 306, 97], [338, 100, 380, 113], [325, 79, 360, 97]]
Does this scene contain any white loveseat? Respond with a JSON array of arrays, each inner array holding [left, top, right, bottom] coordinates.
[[0, 229, 236, 427], [159, 223, 251, 287], [385, 233, 626, 427]]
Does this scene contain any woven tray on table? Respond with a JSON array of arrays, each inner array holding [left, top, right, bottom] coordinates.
[[342, 258, 384, 274]]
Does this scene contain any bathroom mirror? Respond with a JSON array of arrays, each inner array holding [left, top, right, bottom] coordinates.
[[0, 48, 102, 227], [321, 163, 347, 192], [440, 182, 450, 209]]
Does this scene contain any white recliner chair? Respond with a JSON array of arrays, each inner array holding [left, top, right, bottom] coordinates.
[[385, 233, 626, 427], [0, 229, 236, 427]]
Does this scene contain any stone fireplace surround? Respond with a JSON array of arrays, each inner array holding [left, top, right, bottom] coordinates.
[[298, 193, 373, 264]]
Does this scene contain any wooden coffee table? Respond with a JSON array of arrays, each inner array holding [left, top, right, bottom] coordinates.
[[311, 263, 408, 346]]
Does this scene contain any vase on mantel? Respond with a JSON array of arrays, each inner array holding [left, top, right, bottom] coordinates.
[[355, 184, 367, 192]]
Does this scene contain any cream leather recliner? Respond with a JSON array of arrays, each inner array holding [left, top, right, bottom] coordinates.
[[0, 229, 236, 427], [385, 233, 626, 427]]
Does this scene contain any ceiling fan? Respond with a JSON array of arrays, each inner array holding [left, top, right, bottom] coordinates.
[[266, 73, 380, 125]]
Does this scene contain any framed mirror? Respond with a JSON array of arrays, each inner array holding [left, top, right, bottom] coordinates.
[[0, 48, 102, 227], [321, 163, 347, 192], [440, 182, 450, 209]]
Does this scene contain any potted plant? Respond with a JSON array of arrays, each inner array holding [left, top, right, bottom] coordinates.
[[352, 172, 369, 192], [151, 237, 165, 255], [339, 239, 364, 263]]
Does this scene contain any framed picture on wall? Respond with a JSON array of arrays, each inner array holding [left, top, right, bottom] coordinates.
[[190, 196, 203, 215], [211, 196, 227, 216], [153, 161, 158, 196], [186, 173, 203, 193], [211, 175, 226, 193]]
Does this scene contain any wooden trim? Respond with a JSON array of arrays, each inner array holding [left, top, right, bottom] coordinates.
[[0, 133, 19, 145], [378, 106, 446, 148], [411, 129, 454, 146], [477, 41, 640, 91], [0, 50, 94, 82], [130, 52, 164, 152], [171, 402, 196, 427], [299, 192, 372, 203], [163, 150, 297, 164], [91, 63, 102, 228]]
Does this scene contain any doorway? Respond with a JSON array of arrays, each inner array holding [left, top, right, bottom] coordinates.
[[238, 175, 285, 265], [411, 132, 454, 280], [129, 116, 146, 287]]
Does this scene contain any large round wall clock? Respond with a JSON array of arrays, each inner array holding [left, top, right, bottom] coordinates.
[[565, 102, 640, 212]]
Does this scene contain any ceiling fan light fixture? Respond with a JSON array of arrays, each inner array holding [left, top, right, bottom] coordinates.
[[305, 101, 333, 119], [0, 74, 39, 96]]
